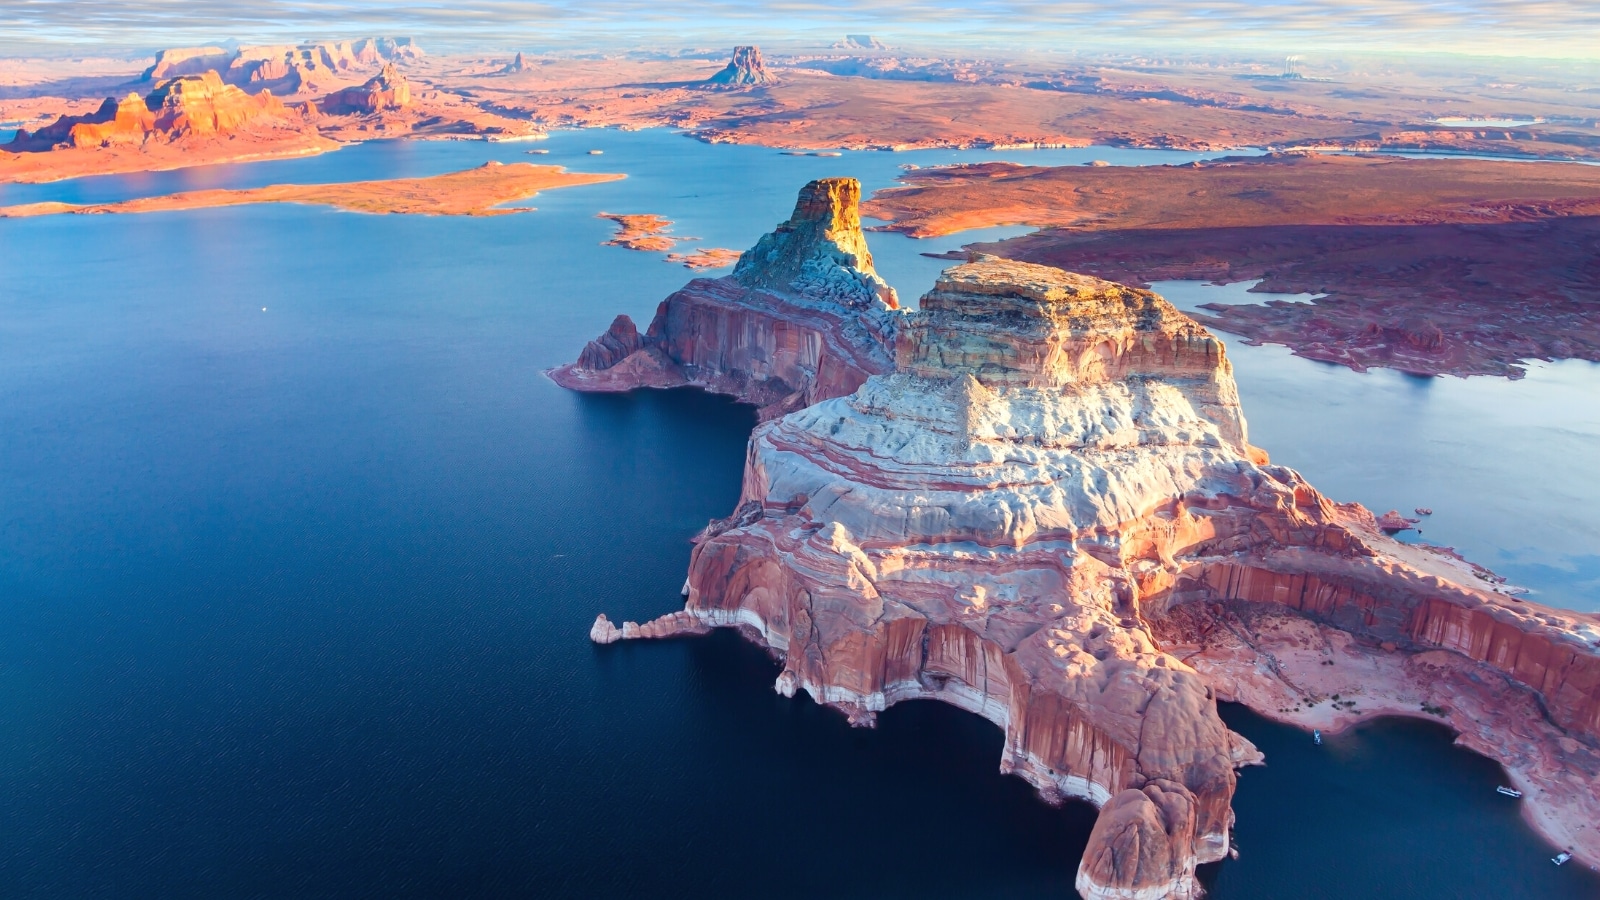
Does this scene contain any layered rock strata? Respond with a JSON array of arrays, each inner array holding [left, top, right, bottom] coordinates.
[[548, 178, 900, 418], [580, 253, 1600, 896], [141, 38, 422, 90], [321, 63, 412, 114], [9, 71, 292, 149]]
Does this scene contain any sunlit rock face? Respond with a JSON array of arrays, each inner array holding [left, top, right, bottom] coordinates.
[[732, 177, 899, 312], [320, 63, 412, 114], [549, 177, 899, 418], [575, 210, 1600, 895], [9, 71, 292, 149]]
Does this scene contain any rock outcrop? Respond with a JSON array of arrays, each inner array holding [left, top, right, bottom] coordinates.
[[320, 63, 412, 114], [571, 246, 1600, 895], [137, 38, 420, 95], [707, 46, 772, 86], [8, 71, 291, 149], [502, 52, 529, 75], [142, 46, 235, 81], [548, 178, 900, 418]]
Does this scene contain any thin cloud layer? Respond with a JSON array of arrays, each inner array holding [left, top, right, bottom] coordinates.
[[3, 0, 1598, 58]]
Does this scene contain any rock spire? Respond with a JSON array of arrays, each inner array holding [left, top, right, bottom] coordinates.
[[733, 177, 899, 311]]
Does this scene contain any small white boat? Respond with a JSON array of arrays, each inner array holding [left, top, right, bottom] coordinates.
[[1313, 729, 1323, 746], [1496, 786, 1523, 798], [587, 149, 604, 155], [1553, 851, 1572, 866]]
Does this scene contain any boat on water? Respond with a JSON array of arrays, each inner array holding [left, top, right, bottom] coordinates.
[[1553, 851, 1573, 866], [1313, 729, 1323, 745], [1496, 786, 1523, 798]]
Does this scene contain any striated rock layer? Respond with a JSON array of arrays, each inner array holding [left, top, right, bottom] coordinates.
[[8, 71, 292, 150], [578, 250, 1600, 897], [549, 178, 900, 419], [320, 63, 412, 114]]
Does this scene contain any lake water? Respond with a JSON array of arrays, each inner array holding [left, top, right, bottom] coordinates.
[[1, 128, 1595, 898]]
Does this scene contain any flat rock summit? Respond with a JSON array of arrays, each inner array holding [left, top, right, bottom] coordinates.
[[561, 179, 1600, 898]]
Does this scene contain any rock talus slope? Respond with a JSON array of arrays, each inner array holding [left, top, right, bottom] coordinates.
[[548, 178, 899, 418], [579, 249, 1600, 896]]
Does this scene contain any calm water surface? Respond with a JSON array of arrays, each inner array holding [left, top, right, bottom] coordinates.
[[1, 129, 1596, 898]]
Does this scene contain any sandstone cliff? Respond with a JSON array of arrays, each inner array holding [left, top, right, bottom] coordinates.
[[320, 63, 412, 114], [707, 46, 772, 86], [548, 178, 900, 418], [141, 37, 422, 92], [577, 250, 1600, 896], [8, 71, 292, 150]]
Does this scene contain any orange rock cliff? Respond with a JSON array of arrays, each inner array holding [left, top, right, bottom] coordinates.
[[8, 70, 293, 149], [560, 181, 1600, 898]]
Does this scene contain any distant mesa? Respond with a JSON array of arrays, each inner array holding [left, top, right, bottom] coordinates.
[[501, 52, 529, 74], [319, 63, 412, 115], [7, 70, 292, 150], [833, 34, 889, 50], [139, 37, 421, 93], [707, 46, 772, 86]]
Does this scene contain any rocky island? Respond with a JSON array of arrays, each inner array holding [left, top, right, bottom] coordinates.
[[0, 161, 622, 218], [563, 178, 1600, 897]]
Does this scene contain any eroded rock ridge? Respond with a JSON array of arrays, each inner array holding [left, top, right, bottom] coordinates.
[[8, 71, 293, 149], [548, 177, 899, 418]]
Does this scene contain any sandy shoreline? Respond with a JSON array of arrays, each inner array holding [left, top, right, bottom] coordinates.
[[0, 161, 623, 217]]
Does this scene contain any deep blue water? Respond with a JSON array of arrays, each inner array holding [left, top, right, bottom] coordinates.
[[2, 129, 1597, 898]]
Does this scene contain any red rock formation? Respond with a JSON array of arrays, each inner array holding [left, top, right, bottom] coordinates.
[[707, 46, 772, 86], [549, 178, 900, 418], [8, 71, 290, 150], [142, 46, 234, 81], [320, 63, 412, 114], [570, 246, 1600, 895], [502, 52, 529, 75]]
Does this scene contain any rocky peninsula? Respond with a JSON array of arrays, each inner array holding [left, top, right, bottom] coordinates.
[[0, 162, 622, 218], [563, 178, 1600, 897]]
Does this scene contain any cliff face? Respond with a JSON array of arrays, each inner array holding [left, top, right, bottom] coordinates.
[[578, 251, 1600, 896], [707, 46, 772, 85], [548, 178, 900, 418], [320, 63, 412, 114], [9, 71, 292, 149], [141, 38, 422, 91]]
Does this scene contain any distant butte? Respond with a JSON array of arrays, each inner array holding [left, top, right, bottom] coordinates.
[[706, 46, 772, 86], [864, 153, 1600, 377], [559, 179, 1600, 896]]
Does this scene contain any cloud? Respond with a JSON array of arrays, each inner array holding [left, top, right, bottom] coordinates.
[[2, 0, 1599, 59]]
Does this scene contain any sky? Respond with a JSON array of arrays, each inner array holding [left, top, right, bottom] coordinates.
[[2, 0, 1598, 61]]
